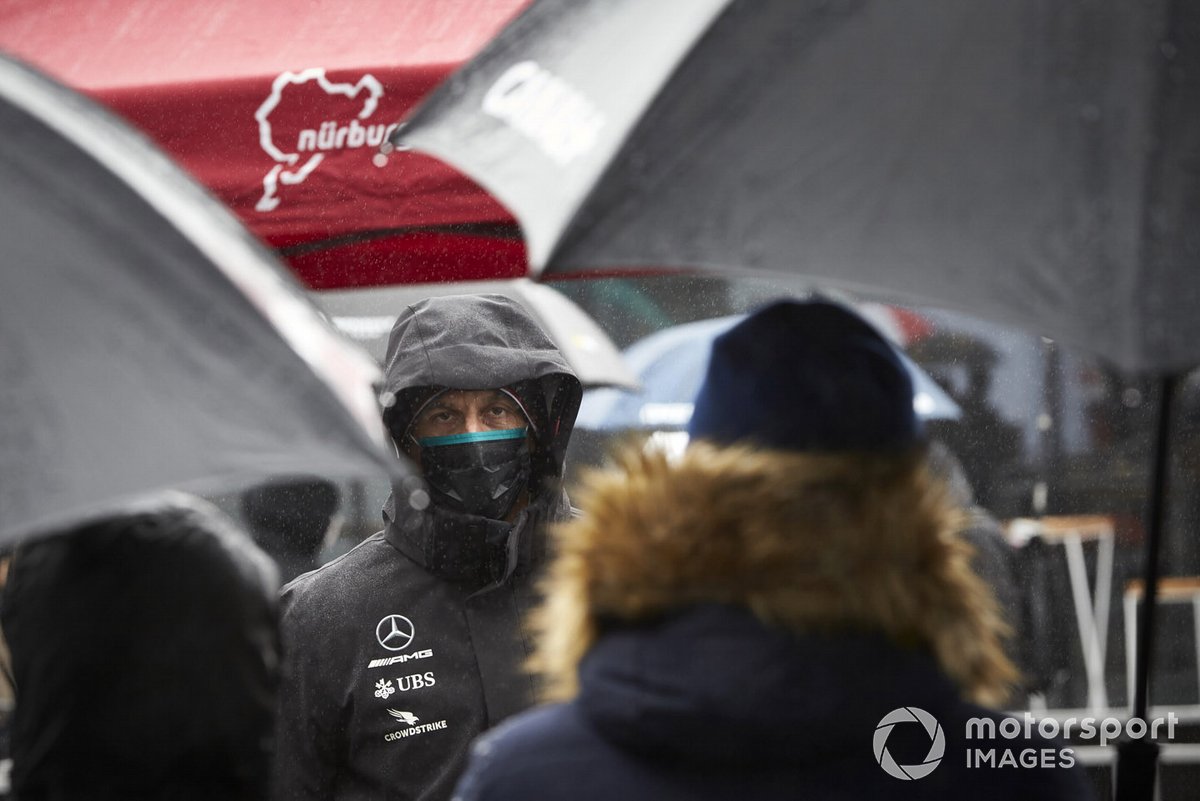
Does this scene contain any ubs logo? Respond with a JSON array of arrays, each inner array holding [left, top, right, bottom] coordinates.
[[376, 614, 415, 652]]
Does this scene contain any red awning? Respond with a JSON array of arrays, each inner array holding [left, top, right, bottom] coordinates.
[[0, 0, 531, 287]]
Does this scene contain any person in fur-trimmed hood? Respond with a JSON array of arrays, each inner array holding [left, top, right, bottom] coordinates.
[[451, 299, 1094, 801]]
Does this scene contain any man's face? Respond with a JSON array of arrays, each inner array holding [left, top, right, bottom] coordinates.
[[408, 389, 527, 443], [401, 388, 534, 522]]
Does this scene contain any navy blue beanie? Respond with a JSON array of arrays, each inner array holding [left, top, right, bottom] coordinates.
[[687, 300, 921, 452]]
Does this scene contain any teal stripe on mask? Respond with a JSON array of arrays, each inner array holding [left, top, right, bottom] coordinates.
[[418, 428, 527, 447]]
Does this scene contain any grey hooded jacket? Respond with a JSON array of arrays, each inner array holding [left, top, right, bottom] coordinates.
[[273, 295, 581, 801]]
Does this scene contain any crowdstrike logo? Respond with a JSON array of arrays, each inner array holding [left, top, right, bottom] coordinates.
[[874, 707, 945, 780], [387, 709, 420, 726], [383, 709, 449, 742]]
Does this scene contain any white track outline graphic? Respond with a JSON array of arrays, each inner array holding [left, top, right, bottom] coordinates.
[[253, 68, 384, 211]]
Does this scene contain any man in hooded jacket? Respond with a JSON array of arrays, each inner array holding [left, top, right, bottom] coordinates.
[[272, 294, 581, 801]]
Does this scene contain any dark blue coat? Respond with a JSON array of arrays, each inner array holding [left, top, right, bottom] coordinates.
[[453, 605, 1094, 801]]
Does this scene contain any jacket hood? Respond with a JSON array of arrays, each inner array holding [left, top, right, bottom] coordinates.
[[530, 443, 1017, 708], [381, 294, 581, 479], [0, 492, 279, 800]]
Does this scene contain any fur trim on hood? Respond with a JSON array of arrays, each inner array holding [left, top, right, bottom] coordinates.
[[530, 442, 1018, 707]]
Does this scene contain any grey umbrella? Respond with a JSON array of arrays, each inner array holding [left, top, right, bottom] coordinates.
[[0, 54, 414, 546], [394, 1, 1200, 796], [312, 277, 640, 390]]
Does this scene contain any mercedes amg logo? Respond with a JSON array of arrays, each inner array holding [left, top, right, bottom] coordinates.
[[376, 614, 415, 652]]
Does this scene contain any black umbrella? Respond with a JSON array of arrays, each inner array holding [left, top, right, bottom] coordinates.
[[394, 1, 1200, 796], [396, 0, 1199, 373], [0, 53, 414, 545]]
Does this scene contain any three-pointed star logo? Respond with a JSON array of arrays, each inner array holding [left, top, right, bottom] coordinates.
[[375, 614, 415, 651]]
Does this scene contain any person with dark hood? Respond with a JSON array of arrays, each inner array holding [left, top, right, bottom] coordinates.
[[241, 477, 341, 584], [0, 492, 280, 801], [926, 440, 1030, 697], [451, 299, 1092, 801], [272, 294, 581, 801]]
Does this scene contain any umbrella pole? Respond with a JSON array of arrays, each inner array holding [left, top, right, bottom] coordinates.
[[1114, 372, 1179, 801]]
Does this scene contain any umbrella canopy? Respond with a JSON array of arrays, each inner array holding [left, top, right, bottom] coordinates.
[[312, 278, 640, 391], [0, 0, 532, 288], [576, 313, 959, 431], [0, 54, 411, 545], [396, 0, 1200, 375], [393, 2, 1199, 796]]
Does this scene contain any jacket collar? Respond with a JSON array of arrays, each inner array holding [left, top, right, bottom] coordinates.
[[383, 488, 568, 591]]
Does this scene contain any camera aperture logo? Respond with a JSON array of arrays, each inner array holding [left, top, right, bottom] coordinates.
[[874, 707, 945, 780]]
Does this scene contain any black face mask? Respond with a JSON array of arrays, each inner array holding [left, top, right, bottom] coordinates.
[[417, 429, 532, 521]]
